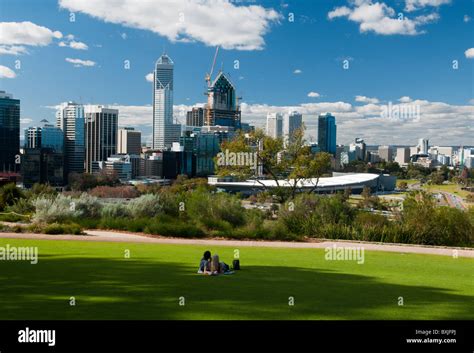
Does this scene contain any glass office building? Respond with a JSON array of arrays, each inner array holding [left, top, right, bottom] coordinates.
[[317, 113, 337, 155], [0, 91, 20, 172]]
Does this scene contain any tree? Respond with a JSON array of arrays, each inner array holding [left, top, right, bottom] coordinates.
[[215, 126, 331, 202], [429, 170, 445, 185], [0, 183, 24, 211], [398, 181, 408, 191]]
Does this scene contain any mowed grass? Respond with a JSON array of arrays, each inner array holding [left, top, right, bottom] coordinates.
[[0, 238, 473, 320]]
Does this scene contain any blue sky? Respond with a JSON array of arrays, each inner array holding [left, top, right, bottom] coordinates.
[[0, 0, 473, 145]]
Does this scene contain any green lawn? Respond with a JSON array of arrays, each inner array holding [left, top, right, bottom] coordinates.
[[0, 238, 473, 320], [422, 183, 472, 199]]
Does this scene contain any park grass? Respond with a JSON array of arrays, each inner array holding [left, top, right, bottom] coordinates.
[[0, 238, 472, 320], [397, 179, 419, 186], [422, 183, 472, 199]]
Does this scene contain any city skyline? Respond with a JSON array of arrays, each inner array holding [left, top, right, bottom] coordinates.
[[0, 0, 473, 146]]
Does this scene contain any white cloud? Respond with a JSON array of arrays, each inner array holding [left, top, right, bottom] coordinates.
[[293, 69, 302, 74], [47, 97, 473, 145], [59, 0, 281, 50], [59, 40, 88, 50], [307, 92, 320, 98], [0, 45, 28, 55], [20, 118, 33, 125], [355, 95, 379, 104], [121, 33, 127, 40], [65, 57, 96, 67], [465, 48, 474, 59], [145, 73, 154, 82], [328, 1, 440, 35], [328, 6, 351, 20], [0, 65, 16, 78], [69, 41, 88, 50], [405, 0, 451, 12], [0, 21, 62, 46], [398, 96, 413, 103], [464, 15, 471, 23], [469, 99, 474, 105]]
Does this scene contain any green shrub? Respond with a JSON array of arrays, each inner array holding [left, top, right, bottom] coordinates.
[[43, 223, 83, 235], [100, 203, 131, 218], [32, 194, 76, 223], [144, 219, 205, 238], [128, 194, 162, 218]]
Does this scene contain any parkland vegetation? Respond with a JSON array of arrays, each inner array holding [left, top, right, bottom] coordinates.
[[0, 177, 472, 247]]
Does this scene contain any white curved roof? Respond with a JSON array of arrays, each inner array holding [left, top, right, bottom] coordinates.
[[209, 173, 379, 189]]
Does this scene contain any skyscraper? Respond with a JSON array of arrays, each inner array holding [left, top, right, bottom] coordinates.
[[266, 113, 283, 138], [0, 91, 20, 172], [284, 111, 303, 139], [418, 138, 429, 154], [56, 102, 85, 174], [25, 127, 42, 149], [186, 107, 206, 127], [205, 72, 241, 128], [118, 127, 141, 155], [152, 54, 181, 149], [318, 113, 337, 154], [84, 105, 118, 173], [395, 147, 410, 166], [378, 145, 393, 162]]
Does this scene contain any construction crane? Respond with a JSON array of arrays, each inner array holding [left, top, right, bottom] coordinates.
[[205, 46, 219, 125], [205, 46, 220, 87]]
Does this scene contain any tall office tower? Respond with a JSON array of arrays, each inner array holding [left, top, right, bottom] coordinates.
[[418, 138, 429, 154], [354, 138, 366, 161], [118, 127, 141, 155], [41, 122, 64, 152], [84, 105, 118, 173], [0, 91, 20, 172], [22, 120, 65, 187], [395, 147, 410, 166], [153, 54, 181, 149], [186, 107, 206, 127], [266, 113, 283, 138], [56, 102, 85, 174], [205, 72, 241, 128], [318, 113, 337, 155], [378, 145, 393, 162], [284, 111, 303, 139], [25, 127, 42, 149]]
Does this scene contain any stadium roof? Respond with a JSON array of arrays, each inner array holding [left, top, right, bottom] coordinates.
[[209, 173, 380, 189]]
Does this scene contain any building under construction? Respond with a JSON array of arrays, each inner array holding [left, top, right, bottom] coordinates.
[[205, 71, 241, 129]]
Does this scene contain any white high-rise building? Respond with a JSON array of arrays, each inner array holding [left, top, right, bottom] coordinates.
[[56, 102, 85, 174], [417, 138, 429, 154], [395, 147, 410, 166], [284, 111, 303, 140], [152, 54, 181, 149], [266, 112, 283, 138]]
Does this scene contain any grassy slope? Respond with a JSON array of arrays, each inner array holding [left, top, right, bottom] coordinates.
[[0, 238, 472, 320]]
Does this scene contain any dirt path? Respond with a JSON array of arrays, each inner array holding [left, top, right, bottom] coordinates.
[[0, 230, 472, 258]]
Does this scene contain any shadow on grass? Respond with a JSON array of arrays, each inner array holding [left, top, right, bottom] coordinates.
[[0, 256, 472, 320]]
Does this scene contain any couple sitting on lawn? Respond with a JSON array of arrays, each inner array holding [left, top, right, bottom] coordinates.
[[198, 250, 234, 275]]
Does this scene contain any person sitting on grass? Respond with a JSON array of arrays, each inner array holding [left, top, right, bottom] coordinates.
[[209, 254, 232, 275], [197, 250, 211, 274]]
